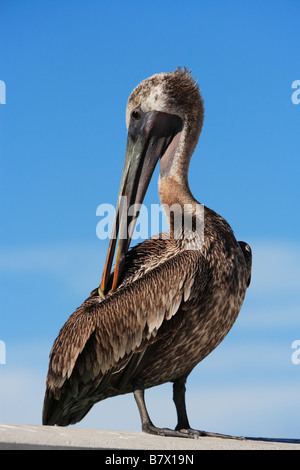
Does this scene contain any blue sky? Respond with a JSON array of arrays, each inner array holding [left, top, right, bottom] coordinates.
[[0, 1, 300, 439]]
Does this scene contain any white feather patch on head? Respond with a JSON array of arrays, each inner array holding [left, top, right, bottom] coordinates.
[[126, 73, 185, 129]]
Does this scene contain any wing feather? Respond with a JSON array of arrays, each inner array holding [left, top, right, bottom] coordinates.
[[43, 248, 202, 425]]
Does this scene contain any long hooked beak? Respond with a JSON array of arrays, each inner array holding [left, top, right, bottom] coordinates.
[[99, 108, 182, 296]]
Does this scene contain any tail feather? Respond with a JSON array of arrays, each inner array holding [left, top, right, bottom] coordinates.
[[42, 388, 94, 426]]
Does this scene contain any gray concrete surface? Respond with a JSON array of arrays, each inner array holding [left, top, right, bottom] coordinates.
[[0, 423, 299, 450]]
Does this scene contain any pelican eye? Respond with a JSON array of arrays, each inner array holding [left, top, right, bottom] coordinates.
[[131, 109, 141, 120]]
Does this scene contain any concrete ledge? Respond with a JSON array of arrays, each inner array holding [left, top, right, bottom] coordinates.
[[0, 423, 299, 450]]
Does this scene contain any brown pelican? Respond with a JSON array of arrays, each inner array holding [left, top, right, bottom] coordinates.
[[43, 68, 252, 438]]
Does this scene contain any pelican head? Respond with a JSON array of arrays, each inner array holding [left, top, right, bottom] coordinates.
[[100, 68, 204, 295]]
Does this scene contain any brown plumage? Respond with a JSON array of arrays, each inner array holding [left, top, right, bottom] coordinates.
[[43, 68, 252, 438]]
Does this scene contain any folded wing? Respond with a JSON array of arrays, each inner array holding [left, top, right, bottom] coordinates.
[[42, 249, 202, 426]]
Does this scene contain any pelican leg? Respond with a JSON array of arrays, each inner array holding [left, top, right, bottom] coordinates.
[[133, 379, 194, 438], [173, 377, 245, 440], [133, 378, 244, 439], [173, 377, 191, 430]]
